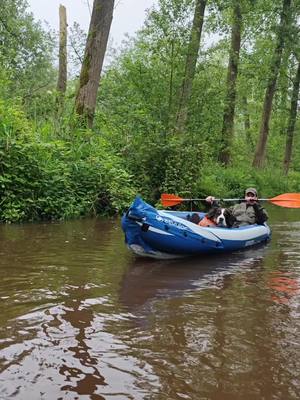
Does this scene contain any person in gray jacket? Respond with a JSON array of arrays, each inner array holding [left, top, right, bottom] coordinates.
[[206, 187, 268, 227]]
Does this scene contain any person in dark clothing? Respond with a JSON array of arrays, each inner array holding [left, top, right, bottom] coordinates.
[[205, 187, 268, 227]]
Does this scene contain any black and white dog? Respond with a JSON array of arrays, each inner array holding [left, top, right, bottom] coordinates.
[[189, 207, 236, 228], [206, 207, 236, 228]]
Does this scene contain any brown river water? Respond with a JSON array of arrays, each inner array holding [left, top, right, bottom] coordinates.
[[0, 207, 300, 400]]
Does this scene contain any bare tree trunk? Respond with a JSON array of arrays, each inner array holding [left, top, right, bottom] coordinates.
[[174, 0, 206, 134], [278, 50, 291, 135], [252, 0, 291, 168], [218, 0, 242, 165], [75, 0, 114, 128], [167, 38, 175, 131], [242, 95, 254, 149], [57, 5, 67, 99], [283, 60, 300, 175]]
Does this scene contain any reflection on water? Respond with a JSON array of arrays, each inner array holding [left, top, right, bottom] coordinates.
[[268, 273, 300, 304], [0, 210, 300, 399], [119, 246, 267, 310]]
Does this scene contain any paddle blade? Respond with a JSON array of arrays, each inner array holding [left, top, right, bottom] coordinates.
[[269, 193, 300, 208], [161, 193, 183, 207]]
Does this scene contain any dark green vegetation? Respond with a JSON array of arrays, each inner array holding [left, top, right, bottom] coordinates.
[[0, 0, 299, 222]]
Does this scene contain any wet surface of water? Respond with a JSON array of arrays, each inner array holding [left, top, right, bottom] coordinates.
[[1, 208, 300, 399]]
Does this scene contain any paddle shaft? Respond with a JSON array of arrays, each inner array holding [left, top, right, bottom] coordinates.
[[171, 198, 271, 202], [161, 192, 300, 208]]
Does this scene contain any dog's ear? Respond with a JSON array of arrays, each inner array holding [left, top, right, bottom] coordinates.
[[224, 209, 236, 228], [206, 208, 217, 219]]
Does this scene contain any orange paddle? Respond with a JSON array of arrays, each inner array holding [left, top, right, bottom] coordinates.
[[161, 193, 300, 208]]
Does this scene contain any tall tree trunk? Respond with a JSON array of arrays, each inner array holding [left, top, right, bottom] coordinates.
[[174, 0, 206, 134], [252, 0, 291, 168], [167, 38, 175, 131], [75, 0, 114, 128], [242, 95, 253, 149], [218, 0, 242, 165], [278, 49, 291, 135], [57, 5, 67, 105], [283, 60, 300, 175]]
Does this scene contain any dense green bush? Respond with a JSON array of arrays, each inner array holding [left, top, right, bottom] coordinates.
[[0, 101, 136, 222], [193, 162, 300, 200]]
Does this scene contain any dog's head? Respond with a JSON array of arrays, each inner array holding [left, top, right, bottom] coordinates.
[[206, 207, 236, 228]]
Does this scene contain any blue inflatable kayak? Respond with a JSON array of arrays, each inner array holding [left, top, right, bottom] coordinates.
[[121, 197, 271, 259]]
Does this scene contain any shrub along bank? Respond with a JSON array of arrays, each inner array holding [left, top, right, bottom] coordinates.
[[0, 100, 136, 222], [1, 99, 299, 223]]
